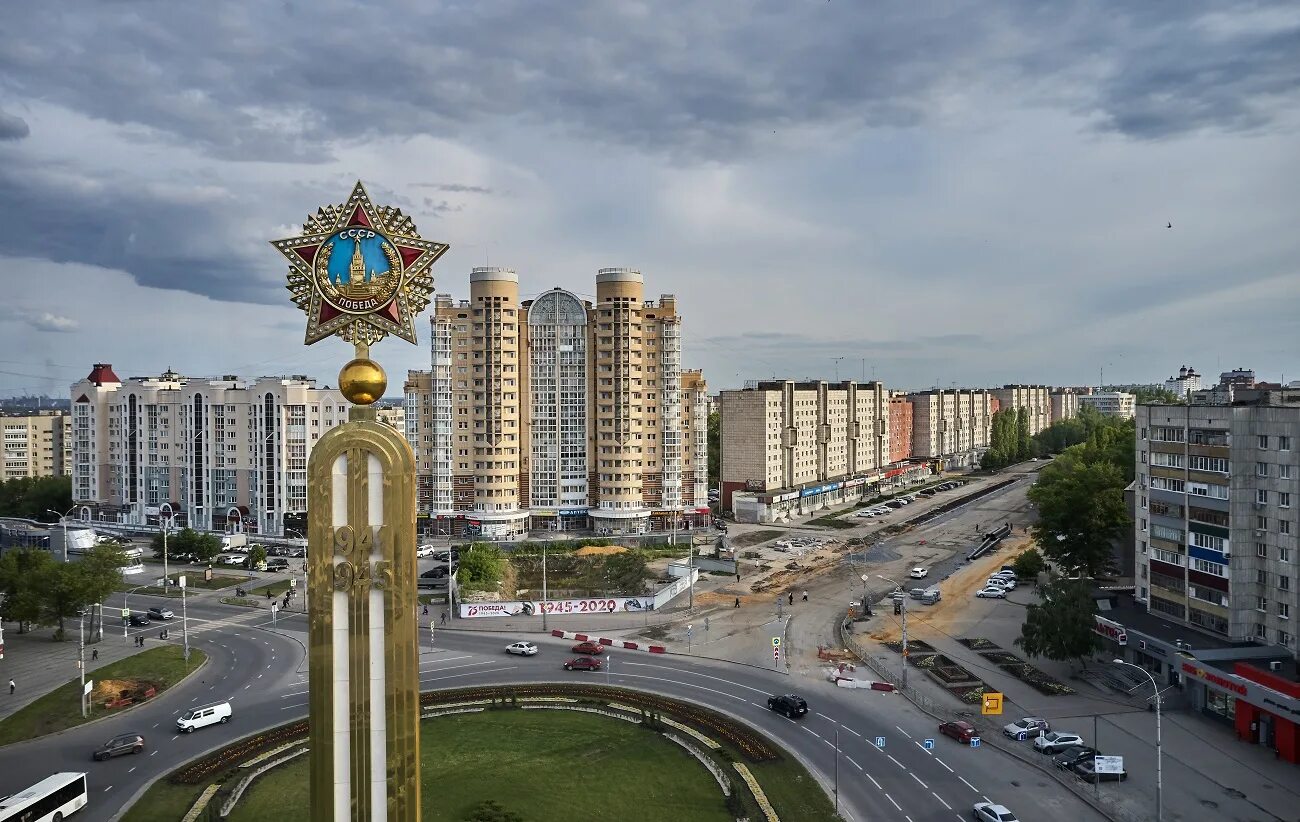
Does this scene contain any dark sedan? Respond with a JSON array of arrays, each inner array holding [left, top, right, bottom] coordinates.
[[127, 612, 150, 627], [93, 732, 145, 761], [563, 656, 602, 671], [1052, 746, 1099, 770], [1071, 757, 1128, 782]]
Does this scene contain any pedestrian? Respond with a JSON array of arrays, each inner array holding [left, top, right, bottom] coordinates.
[[9, 678, 14, 695], [736, 572, 741, 582], [802, 590, 808, 602], [733, 597, 740, 609], [160, 629, 165, 641], [423, 605, 429, 616], [440, 611, 448, 625], [92, 648, 99, 661], [266, 589, 272, 600], [788, 592, 793, 606]]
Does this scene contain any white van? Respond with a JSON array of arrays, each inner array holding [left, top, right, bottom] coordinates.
[[177, 701, 232, 733]]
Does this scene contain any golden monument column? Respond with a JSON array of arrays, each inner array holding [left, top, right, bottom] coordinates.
[[273, 182, 448, 821]]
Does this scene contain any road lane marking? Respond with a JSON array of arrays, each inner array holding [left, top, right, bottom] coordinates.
[[152, 723, 158, 728], [842, 726, 861, 737], [150, 751, 157, 756], [104, 786, 112, 792], [128, 767, 135, 774], [865, 772, 882, 790], [909, 773, 928, 789], [958, 776, 979, 792], [845, 756, 862, 771], [934, 757, 954, 773], [885, 793, 902, 811], [914, 740, 932, 755], [895, 725, 913, 739], [622, 662, 770, 696], [886, 754, 904, 769], [816, 712, 836, 721], [804, 728, 822, 740], [931, 791, 951, 810]]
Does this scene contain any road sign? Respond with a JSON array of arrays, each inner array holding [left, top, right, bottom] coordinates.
[[120, 608, 129, 618], [772, 637, 781, 647], [290, 577, 297, 588], [1093, 755, 1125, 774], [874, 736, 886, 748], [271, 603, 279, 614], [84, 680, 93, 695], [686, 625, 693, 638], [970, 737, 981, 748], [923, 738, 934, 750], [981, 692, 1004, 715], [179, 575, 187, 589]]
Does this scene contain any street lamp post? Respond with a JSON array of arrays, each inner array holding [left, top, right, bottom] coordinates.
[[78, 609, 87, 718], [1115, 659, 1161, 821], [541, 542, 548, 632], [181, 575, 190, 665], [285, 529, 307, 613], [877, 574, 907, 689], [46, 506, 78, 563], [160, 515, 173, 596]]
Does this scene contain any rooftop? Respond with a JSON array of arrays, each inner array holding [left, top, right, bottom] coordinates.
[[1236, 656, 1300, 684], [1096, 591, 1240, 651]]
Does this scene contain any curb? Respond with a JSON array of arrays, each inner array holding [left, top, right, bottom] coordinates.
[[550, 629, 666, 654], [0, 651, 212, 753]]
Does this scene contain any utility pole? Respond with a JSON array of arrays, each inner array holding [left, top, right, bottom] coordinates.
[[161, 516, 170, 595], [180, 575, 190, 666], [78, 610, 87, 718], [877, 574, 908, 689], [832, 356, 845, 382], [541, 543, 549, 632]]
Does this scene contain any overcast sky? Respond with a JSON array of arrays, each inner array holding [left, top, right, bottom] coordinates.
[[3, 1, 1298, 398]]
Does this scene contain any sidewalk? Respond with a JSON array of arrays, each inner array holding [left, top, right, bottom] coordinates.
[[0, 622, 158, 721]]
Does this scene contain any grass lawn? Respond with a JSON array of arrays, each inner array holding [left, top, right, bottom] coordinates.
[[729, 529, 786, 548], [227, 710, 735, 822], [0, 645, 207, 746]]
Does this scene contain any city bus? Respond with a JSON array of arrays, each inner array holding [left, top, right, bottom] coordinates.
[[0, 772, 88, 821]]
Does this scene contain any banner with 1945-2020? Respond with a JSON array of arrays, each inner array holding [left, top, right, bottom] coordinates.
[[458, 597, 652, 619]]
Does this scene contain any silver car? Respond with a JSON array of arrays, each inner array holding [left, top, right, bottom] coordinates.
[[973, 803, 1018, 822], [1002, 717, 1050, 740]]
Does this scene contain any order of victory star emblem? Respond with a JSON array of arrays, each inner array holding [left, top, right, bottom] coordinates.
[[273, 181, 448, 346]]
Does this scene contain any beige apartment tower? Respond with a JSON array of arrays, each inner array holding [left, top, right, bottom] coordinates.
[[405, 268, 707, 538], [2, 411, 72, 479]]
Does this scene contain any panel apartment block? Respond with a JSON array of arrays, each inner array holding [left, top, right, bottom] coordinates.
[[3, 411, 71, 479], [1136, 393, 1299, 658], [991, 384, 1052, 435], [907, 389, 992, 468], [70, 364, 347, 535]]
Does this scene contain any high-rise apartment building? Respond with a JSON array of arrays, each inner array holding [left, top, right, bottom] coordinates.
[[1050, 390, 1080, 425], [990, 384, 1052, 435], [69, 364, 347, 535], [718, 380, 924, 523], [907, 389, 993, 468], [1079, 391, 1136, 419], [888, 394, 913, 464], [404, 268, 708, 538], [1164, 365, 1203, 399], [1136, 392, 1299, 656], [2, 411, 72, 479]]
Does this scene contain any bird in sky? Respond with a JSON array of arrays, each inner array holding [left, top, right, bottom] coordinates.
[[1166, 222, 1173, 228]]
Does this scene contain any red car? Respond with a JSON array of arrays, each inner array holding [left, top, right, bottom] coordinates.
[[571, 641, 605, 655], [564, 656, 603, 671], [938, 720, 978, 743]]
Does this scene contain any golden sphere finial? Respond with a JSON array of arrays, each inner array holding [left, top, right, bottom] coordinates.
[[339, 358, 387, 405]]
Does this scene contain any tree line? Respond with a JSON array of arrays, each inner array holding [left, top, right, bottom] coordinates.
[[0, 544, 130, 639], [0, 475, 73, 522]]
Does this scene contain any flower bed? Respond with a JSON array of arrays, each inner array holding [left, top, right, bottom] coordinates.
[[172, 720, 308, 784], [944, 684, 992, 705], [882, 638, 936, 656], [977, 649, 1075, 696], [957, 637, 1000, 651]]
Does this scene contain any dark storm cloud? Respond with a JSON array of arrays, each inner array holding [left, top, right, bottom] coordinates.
[[2, 2, 1296, 163], [0, 108, 29, 140]]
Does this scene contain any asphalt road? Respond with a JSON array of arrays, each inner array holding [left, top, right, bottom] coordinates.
[[0, 596, 1103, 822]]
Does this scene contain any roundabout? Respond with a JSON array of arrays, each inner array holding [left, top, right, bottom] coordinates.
[[124, 684, 834, 822]]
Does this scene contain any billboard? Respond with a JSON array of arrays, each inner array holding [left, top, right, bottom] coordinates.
[[459, 596, 652, 619]]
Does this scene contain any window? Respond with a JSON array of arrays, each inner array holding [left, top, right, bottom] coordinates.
[[1153, 548, 1184, 566], [1140, 517, 1148, 532], [1257, 489, 1269, 505], [1283, 520, 1292, 536], [1256, 596, 1267, 612], [1283, 465, 1293, 480], [1282, 547, 1292, 562], [1151, 476, 1185, 492], [1192, 559, 1226, 577], [1257, 462, 1270, 477], [1258, 516, 1268, 530], [1281, 436, 1292, 451], [1280, 603, 1291, 620], [1257, 543, 1268, 558], [1281, 575, 1291, 591], [1259, 435, 1270, 448], [1189, 455, 1227, 473], [1278, 630, 1292, 647], [1257, 569, 1268, 585], [1255, 623, 1268, 639], [1190, 532, 1225, 552], [1152, 524, 1183, 542], [1280, 492, 1291, 508]]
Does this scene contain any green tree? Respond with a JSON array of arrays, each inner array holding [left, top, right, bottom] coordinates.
[[458, 543, 505, 587], [246, 544, 268, 570], [1011, 547, 1046, 579], [1132, 386, 1182, 405], [707, 411, 720, 489], [0, 476, 73, 521], [1028, 443, 1130, 576], [464, 800, 524, 822], [0, 548, 54, 633], [32, 561, 94, 640], [603, 550, 649, 595], [193, 532, 222, 563], [1016, 579, 1100, 667], [1015, 407, 1032, 460]]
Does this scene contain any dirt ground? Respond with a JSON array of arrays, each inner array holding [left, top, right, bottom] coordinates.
[[573, 545, 628, 556], [867, 536, 1036, 643]]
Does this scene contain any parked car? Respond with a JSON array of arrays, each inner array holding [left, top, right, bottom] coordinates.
[[909, 567, 929, 579], [127, 612, 150, 627], [991, 570, 1017, 580], [975, 587, 1007, 599], [146, 607, 174, 621], [985, 577, 1016, 590], [505, 641, 538, 656], [1052, 745, 1099, 770], [563, 656, 602, 671], [938, 720, 978, 743], [1071, 757, 1127, 782], [93, 732, 145, 761], [972, 802, 1019, 822], [416, 545, 436, 558], [1034, 731, 1085, 754], [267, 557, 290, 570], [1002, 717, 1050, 740], [571, 641, 605, 655], [767, 694, 808, 718], [421, 566, 449, 580], [177, 701, 232, 733]]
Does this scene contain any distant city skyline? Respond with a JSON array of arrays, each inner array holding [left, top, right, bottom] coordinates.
[[2, 2, 1297, 396]]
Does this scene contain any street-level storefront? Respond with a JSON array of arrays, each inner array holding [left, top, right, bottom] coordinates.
[[728, 463, 931, 524]]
